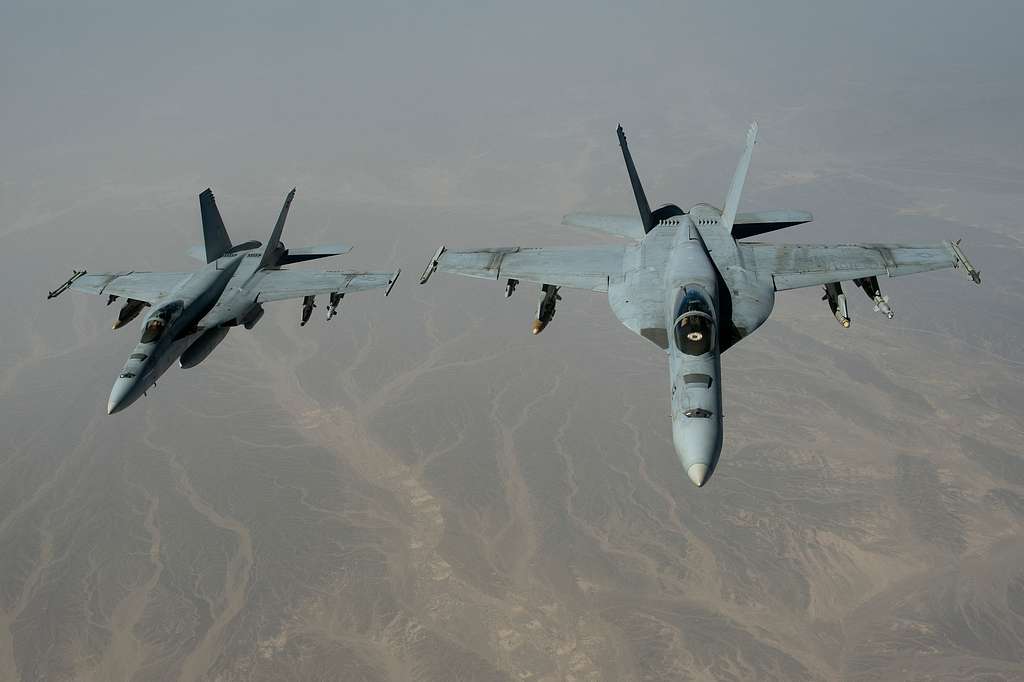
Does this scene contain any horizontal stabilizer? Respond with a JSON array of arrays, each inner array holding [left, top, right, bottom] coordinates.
[[732, 210, 813, 239], [279, 244, 352, 265], [562, 213, 645, 239]]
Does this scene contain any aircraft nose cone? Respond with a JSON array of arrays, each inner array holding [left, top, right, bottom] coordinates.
[[687, 463, 709, 487], [107, 379, 132, 415], [673, 416, 722, 488]]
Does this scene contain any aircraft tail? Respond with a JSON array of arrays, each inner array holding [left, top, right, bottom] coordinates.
[[259, 188, 296, 269], [722, 122, 757, 235], [617, 125, 655, 233], [617, 125, 684, 234], [199, 189, 232, 263]]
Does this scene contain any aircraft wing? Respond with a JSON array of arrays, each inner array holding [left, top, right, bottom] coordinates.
[[69, 272, 193, 303], [743, 241, 979, 290], [426, 246, 625, 292], [254, 269, 399, 302]]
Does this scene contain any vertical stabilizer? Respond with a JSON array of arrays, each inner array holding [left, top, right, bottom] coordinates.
[[617, 125, 656, 234], [199, 188, 232, 263], [259, 188, 296, 268], [722, 122, 757, 235]]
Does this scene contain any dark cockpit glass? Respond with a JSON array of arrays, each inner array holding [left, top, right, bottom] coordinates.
[[673, 287, 715, 356], [140, 301, 183, 344]]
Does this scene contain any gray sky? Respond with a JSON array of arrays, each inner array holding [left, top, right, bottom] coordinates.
[[4, 1, 1022, 200]]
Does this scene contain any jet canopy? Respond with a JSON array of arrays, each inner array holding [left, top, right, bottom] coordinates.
[[140, 300, 183, 344], [673, 287, 715, 356]]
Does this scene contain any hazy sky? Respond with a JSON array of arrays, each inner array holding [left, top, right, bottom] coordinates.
[[3, 1, 1022, 204]]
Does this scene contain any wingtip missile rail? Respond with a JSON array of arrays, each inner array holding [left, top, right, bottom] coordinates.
[[385, 268, 401, 296], [419, 246, 446, 284], [47, 270, 86, 299], [950, 239, 981, 285]]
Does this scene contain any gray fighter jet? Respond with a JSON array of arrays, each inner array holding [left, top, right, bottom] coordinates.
[[418, 124, 981, 487], [48, 188, 400, 414]]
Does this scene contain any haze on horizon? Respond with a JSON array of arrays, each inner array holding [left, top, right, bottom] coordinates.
[[2, 2, 1024, 680]]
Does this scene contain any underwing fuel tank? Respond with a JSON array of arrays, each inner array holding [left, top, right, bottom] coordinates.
[[822, 282, 850, 328], [179, 327, 229, 368], [532, 284, 561, 334], [112, 299, 148, 330], [241, 304, 265, 330]]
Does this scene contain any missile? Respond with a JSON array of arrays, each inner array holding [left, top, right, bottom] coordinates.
[[532, 284, 560, 335], [854, 276, 894, 319], [950, 239, 981, 284], [822, 282, 851, 328], [300, 295, 316, 326], [46, 270, 86, 300], [505, 278, 519, 298], [325, 292, 344, 321]]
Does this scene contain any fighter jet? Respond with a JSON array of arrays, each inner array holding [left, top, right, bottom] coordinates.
[[48, 188, 400, 414], [418, 123, 981, 488]]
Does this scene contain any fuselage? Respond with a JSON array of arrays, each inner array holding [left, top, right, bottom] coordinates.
[[606, 204, 775, 486], [106, 248, 272, 414], [663, 219, 723, 486]]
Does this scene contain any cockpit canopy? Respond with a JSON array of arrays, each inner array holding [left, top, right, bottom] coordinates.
[[673, 286, 715, 356], [140, 300, 183, 344]]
